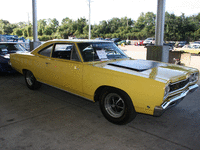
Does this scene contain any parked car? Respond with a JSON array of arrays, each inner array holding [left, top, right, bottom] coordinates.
[[135, 40, 144, 46], [177, 41, 187, 48], [18, 37, 26, 42], [143, 37, 155, 46], [163, 42, 174, 51], [10, 40, 199, 125], [111, 38, 121, 45], [95, 37, 104, 40], [4, 35, 18, 42], [193, 41, 200, 44], [0, 35, 7, 42], [0, 42, 27, 73], [191, 43, 200, 49], [118, 40, 131, 46], [179, 43, 200, 55], [105, 38, 112, 41], [117, 40, 127, 45]]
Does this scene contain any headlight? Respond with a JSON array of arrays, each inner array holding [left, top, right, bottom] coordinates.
[[189, 72, 199, 83], [164, 84, 170, 99]]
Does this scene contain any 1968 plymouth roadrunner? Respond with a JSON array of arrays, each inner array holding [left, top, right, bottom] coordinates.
[[9, 40, 199, 124]]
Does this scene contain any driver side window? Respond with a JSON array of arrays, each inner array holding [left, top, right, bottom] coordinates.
[[38, 45, 53, 57], [52, 43, 80, 61]]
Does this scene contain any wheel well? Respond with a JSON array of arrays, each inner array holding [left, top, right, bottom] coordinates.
[[94, 86, 131, 102], [22, 69, 28, 75]]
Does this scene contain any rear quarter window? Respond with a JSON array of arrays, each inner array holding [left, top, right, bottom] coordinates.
[[38, 44, 53, 57]]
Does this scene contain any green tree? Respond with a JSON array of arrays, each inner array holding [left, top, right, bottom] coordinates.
[[165, 12, 178, 41], [13, 28, 23, 36], [133, 12, 156, 39], [38, 19, 47, 36], [0, 19, 17, 35]]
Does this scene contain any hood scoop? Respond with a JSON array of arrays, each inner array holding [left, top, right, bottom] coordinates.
[[108, 59, 167, 72]]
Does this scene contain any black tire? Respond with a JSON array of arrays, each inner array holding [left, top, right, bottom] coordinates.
[[99, 88, 137, 125], [24, 70, 41, 90]]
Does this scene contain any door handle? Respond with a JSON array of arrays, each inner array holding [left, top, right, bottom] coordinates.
[[45, 62, 50, 65]]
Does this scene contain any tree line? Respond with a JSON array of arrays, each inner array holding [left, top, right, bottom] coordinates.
[[0, 12, 200, 41]]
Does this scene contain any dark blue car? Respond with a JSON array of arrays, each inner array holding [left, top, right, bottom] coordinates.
[[0, 42, 27, 73]]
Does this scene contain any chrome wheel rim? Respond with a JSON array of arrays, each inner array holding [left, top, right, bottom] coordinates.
[[104, 93, 125, 118], [26, 71, 34, 86]]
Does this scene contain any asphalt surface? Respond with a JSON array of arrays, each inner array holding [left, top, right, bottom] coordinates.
[[0, 71, 200, 150]]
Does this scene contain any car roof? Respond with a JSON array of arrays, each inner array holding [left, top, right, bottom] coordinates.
[[30, 39, 116, 56], [48, 39, 112, 43], [31, 39, 113, 53]]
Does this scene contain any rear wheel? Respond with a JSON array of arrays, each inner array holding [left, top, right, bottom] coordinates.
[[24, 70, 41, 90], [99, 88, 137, 125]]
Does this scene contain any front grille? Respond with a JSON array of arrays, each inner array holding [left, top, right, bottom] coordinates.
[[170, 78, 189, 92]]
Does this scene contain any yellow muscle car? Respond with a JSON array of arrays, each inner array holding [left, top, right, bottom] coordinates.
[[9, 39, 199, 125]]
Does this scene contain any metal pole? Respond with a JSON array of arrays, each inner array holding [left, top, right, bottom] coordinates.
[[88, 0, 91, 40], [147, 0, 169, 63], [155, 0, 166, 46], [32, 0, 38, 42]]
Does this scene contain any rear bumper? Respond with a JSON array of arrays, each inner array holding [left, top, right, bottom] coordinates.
[[153, 84, 199, 116]]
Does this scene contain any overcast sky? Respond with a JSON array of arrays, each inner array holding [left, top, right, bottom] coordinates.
[[0, 0, 200, 24]]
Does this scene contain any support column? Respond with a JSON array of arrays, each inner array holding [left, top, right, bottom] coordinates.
[[146, 0, 169, 63], [155, 0, 166, 45], [88, 0, 91, 40], [31, 0, 41, 50]]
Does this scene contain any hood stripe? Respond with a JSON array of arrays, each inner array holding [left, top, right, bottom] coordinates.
[[107, 63, 147, 72]]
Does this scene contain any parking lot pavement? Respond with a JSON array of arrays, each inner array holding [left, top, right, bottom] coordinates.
[[0, 73, 200, 150]]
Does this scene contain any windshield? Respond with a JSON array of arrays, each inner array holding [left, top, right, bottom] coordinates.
[[78, 42, 128, 62]]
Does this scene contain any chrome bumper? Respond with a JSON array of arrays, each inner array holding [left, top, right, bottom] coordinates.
[[154, 84, 199, 116]]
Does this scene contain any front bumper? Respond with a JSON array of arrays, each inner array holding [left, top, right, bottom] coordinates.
[[154, 84, 199, 116]]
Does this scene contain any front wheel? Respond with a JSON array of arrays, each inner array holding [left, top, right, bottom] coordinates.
[[24, 70, 41, 90], [99, 88, 137, 125]]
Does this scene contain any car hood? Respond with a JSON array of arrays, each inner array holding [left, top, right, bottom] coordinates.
[[99, 59, 197, 83]]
